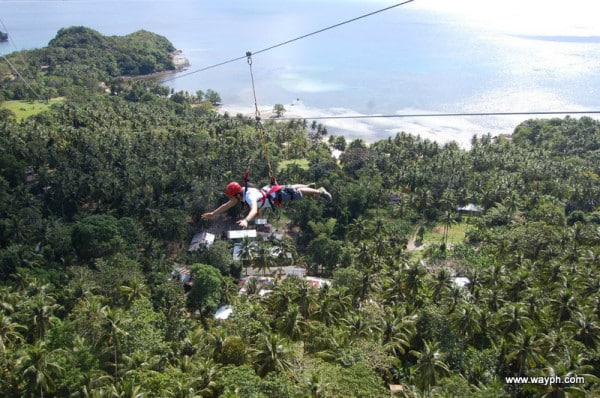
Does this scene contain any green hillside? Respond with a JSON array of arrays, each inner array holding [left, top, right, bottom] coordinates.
[[1, 28, 600, 398]]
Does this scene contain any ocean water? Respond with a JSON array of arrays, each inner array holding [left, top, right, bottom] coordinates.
[[2, 0, 599, 147]]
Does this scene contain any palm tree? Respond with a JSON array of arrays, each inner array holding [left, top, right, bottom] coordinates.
[[237, 237, 256, 276], [265, 278, 297, 317], [312, 287, 351, 327], [497, 303, 533, 336], [0, 312, 25, 353], [118, 277, 150, 307], [377, 309, 417, 357], [253, 241, 278, 276], [381, 269, 406, 306], [101, 306, 127, 379], [107, 378, 146, 398], [341, 311, 375, 339], [194, 357, 221, 398], [29, 296, 61, 340], [549, 289, 580, 325], [409, 340, 450, 396], [535, 357, 596, 398], [163, 380, 204, 398], [347, 217, 371, 243], [567, 311, 600, 350], [295, 281, 315, 320], [276, 304, 304, 342], [72, 295, 109, 349], [251, 332, 293, 377], [76, 349, 113, 398], [449, 304, 482, 347], [404, 262, 426, 299], [431, 267, 453, 304], [0, 286, 21, 314], [17, 340, 64, 398], [504, 330, 546, 376], [274, 237, 297, 267]]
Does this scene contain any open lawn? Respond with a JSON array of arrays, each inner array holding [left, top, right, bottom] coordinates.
[[277, 158, 310, 173], [1, 98, 64, 121], [424, 221, 468, 246]]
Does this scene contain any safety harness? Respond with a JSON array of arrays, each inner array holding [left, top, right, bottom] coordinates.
[[259, 185, 283, 208], [240, 169, 283, 209]]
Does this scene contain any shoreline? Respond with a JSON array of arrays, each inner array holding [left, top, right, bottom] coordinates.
[[217, 101, 515, 149], [217, 101, 600, 149], [127, 49, 189, 81]]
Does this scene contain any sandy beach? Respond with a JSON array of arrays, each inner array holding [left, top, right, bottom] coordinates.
[[218, 100, 519, 149]]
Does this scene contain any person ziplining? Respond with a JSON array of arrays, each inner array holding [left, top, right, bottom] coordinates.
[[201, 181, 331, 228], [201, 51, 332, 228]]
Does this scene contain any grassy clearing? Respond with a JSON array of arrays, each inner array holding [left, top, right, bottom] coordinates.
[[1, 98, 64, 121], [423, 221, 468, 246], [277, 158, 310, 173]]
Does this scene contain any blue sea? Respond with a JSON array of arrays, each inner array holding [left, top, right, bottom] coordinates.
[[2, 0, 600, 147]]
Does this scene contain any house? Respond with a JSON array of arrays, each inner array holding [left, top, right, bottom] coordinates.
[[214, 305, 233, 320], [453, 277, 470, 288], [227, 229, 257, 240], [285, 266, 305, 277], [457, 203, 484, 214], [188, 232, 215, 252], [305, 276, 332, 289], [253, 218, 272, 233], [171, 266, 193, 287]]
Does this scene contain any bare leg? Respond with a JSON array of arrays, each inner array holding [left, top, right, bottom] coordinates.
[[290, 184, 332, 201], [296, 187, 320, 196]]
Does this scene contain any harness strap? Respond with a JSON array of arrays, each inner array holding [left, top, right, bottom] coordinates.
[[258, 185, 283, 208]]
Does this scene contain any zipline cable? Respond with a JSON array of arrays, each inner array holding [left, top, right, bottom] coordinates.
[[0, 18, 22, 55], [277, 110, 600, 121], [250, 0, 414, 57], [1, 54, 46, 102], [162, 0, 414, 83], [0, 17, 47, 102]]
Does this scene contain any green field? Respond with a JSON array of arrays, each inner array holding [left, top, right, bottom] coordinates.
[[423, 221, 468, 246], [1, 98, 64, 121], [277, 158, 310, 172]]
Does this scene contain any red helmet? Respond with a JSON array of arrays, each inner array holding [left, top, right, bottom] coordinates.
[[224, 182, 243, 197]]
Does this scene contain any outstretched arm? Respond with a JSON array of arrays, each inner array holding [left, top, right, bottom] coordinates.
[[201, 197, 239, 220], [237, 202, 258, 228]]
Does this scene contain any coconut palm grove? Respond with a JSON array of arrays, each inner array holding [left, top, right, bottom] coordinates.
[[1, 27, 600, 397]]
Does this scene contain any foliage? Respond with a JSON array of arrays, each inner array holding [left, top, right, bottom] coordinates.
[[0, 28, 600, 397], [187, 263, 225, 316], [273, 103, 286, 117], [0, 27, 176, 100], [71, 215, 121, 260]]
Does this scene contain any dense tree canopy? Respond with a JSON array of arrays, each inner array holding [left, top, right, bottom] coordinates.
[[1, 28, 600, 397], [0, 27, 176, 101]]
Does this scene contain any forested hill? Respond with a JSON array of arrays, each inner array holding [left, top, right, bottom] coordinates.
[[0, 26, 177, 100], [1, 28, 600, 397]]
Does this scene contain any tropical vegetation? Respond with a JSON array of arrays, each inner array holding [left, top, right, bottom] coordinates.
[[1, 27, 600, 397]]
